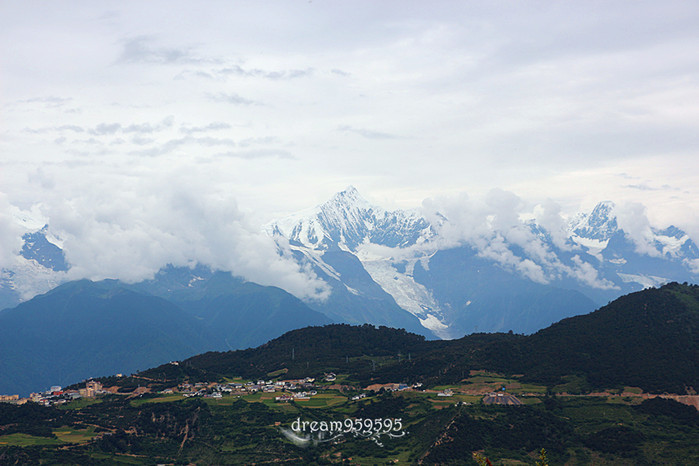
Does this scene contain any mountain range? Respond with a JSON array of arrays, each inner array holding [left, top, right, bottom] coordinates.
[[266, 187, 699, 338], [141, 281, 699, 395], [3, 283, 698, 465], [1, 187, 698, 394], [0, 269, 330, 395], [3, 187, 698, 339]]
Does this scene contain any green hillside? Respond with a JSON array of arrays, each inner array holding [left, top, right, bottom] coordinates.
[[138, 283, 699, 394], [2, 283, 698, 464]]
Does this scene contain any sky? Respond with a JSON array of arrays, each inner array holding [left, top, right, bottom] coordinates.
[[1, 1, 698, 294]]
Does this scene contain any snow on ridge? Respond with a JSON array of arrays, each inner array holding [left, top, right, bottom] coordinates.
[[653, 230, 689, 257], [355, 244, 451, 336], [568, 201, 619, 241], [10, 205, 47, 232], [616, 272, 668, 289], [7, 255, 66, 301], [267, 186, 431, 251]]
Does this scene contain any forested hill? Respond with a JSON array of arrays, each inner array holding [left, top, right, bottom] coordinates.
[[520, 281, 699, 393], [139, 324, 433, 383], [137, 283, 699, 394]]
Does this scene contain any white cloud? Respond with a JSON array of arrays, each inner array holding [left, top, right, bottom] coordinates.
[[569, 255, 618, 290], [0, 0, 696, 271], [12, 173, 330, 301], [615, 202, 661, 257], [421, 190, 559, 284], [0, 194, 24, 269], [419, 189, 636, 289], [532, 200, 572, 251]]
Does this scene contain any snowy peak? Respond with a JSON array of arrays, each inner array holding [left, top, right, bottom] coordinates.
[[315, 186, 374, 249], [20, 227, 69, 272], [570, 201, 619, 241], [652, 225, 699, 259], [325, 185, 370, 211], [270, 187, 431, 251]]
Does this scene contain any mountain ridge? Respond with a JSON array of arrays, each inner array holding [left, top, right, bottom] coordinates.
[[267, 188, 699, 337], [137, 282, 699, 394], [2, 187, 698, 341], [0, 268, 332, 396]]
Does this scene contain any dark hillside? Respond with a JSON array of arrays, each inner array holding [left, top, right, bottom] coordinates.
[[0, 280, 209, 395], [520, 282, 699, 392], [139, 283, 699, 394], [141, 323, 431, 382]]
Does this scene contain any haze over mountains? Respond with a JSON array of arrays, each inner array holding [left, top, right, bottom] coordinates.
[[0, 268, 331, 395]]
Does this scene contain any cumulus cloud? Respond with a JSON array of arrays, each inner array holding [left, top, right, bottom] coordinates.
[[532, 199, 572, 250], [176, 64, 313, 81], [88, 116, 174, 136], [207, 92, 259, 106], [214, 149, 294, 160], [478, 234, 549, 284], [684, 258, 699, 275], [0, 194, 24, 269], [615, 202, 661, 257], [569, 255, 618, 289], [25, 177, 329, 301], [179, 122, 232, 134], [14, 96, 73, 108], [215, 64, 312, 80], [419, 189, 622, 289], [129, 135, 237, 157], [421, 190, 558, 283]]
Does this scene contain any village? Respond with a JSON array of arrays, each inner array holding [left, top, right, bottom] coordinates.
[[0, 369, 514, 408]]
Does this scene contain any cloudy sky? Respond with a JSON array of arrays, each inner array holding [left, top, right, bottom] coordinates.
[[1, 1, 698, 292]]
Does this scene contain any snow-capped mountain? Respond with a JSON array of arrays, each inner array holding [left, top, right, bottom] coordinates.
[[267, 187, 446, 337], [570, 200, 619, 242], [0, 210, 68, 311], [2, 187, 698, 341], [269, 186, 432, 251], [267, 187, 699, 338]]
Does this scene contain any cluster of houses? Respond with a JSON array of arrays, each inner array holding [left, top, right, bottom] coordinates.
[[364, 382, 423, 393], [482, 391, 523, 405], [0, 381, 106, 407], [274, 391, 317, 402], [167, 377, 320, 399], [1, 371, 435, 407]]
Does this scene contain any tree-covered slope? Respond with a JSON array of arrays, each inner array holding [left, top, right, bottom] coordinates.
[[521, 282, 699, 392], [139, 283, 699, 394]]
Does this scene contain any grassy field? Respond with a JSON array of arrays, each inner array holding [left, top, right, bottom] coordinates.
[[58, 397, 104, 410], [458, 372, 547, 395], [0, 427, 98, 447], [54, 426, 98, 444], [289, 393, 347, 408], [129, 393, 185, 407], [1, 388, 696, 464], [0, 433, 63, 446], [266, 368, 288, 377]]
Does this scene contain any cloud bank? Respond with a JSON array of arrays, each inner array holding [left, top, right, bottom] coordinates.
[[3, 178, 329, 301], [421, 189, 619, 289]]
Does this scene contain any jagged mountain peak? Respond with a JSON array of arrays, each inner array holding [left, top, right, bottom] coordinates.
[[570, 200, 619, 241], [268, 187, 432, 251], [318, 186, 374, 229], [656, 225, 686, 240], [329, 185, 364, 204], [583, 200, 616, 221]]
